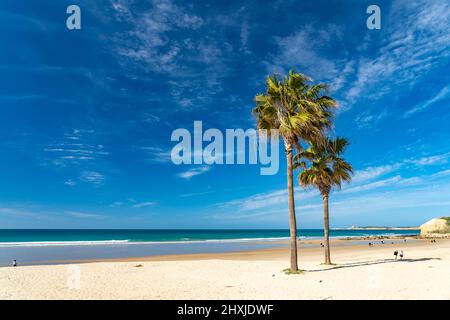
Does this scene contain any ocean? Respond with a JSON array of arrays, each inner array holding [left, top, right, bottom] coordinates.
[[0, 229, 419, 245], [0, 229, 419, 266]]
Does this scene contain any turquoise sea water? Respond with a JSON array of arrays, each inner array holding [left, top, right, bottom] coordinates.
[[0, 229, 419, 245], [0, 229, 419, 266]]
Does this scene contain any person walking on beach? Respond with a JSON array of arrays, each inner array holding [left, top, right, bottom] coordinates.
[[394, 250, 398, 260], [399, 251, 404, 260], [12, 260, 17, 267]]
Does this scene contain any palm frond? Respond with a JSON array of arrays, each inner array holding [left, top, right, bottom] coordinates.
[[253, 70, 342, 154], [295, 136, 353, 195]]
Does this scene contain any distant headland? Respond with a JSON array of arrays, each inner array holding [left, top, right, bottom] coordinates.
[[334, 226, 419, 230]]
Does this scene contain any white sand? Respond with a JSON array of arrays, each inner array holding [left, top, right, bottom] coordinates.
[[1, 239, 449, 300]]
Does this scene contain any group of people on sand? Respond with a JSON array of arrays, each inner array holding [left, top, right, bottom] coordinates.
[[365, 240, 405, 260], [368, 239, 408, 247]]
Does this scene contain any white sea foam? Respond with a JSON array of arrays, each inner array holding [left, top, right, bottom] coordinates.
[[0, 240, 131, 247], [0, 237, 291, 247]]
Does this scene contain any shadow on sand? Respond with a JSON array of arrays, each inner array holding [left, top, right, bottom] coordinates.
[[304, 257, 441, 273]]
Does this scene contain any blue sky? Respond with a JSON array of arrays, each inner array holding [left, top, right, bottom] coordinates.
[[1, 0, 450, 229]]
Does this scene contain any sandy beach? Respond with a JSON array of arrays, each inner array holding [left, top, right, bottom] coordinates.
[[1, 238, 449, 300]]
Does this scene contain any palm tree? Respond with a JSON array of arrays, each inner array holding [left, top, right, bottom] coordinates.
[[253, 70, 337, 272], [295, 138, 353, 265]]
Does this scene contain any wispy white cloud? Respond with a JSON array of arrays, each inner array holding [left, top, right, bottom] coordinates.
[[43, 129, 109, 167], [352, 164, 399, 183], [406, 152, 450, 166], [80, 171, 106, 186], [216, 187, 318, 212], [325, 184, 450, 219], [142, 113, 161, 124], [351, 151, 450, 186], [355, 108, 388, 129], [341, 175, 403, 194], [404, 85, 450, 117], [209, 170, 450, 225], [432, 169, 450, 177], [109, 201, 125, 207], [289, 188, 450, 225], [179, 189, 215, 198], [41, 128, 110, 187], [64, 179, 77, 187], [214, 148, 450, 217], [345, 0, 450, 108], [397, 176, 423, 186], [109, 199, 157, 208], [0, 206, 48, 219], [267, 0, 450, 118], [111, 0, 203, 73], [141, 146, 172, 163], [266, 24, 343, 81], [106, 0, 233, 112], [132, 201, 157, 208], [67, 211, 103, 219], [177, 166, 211, 179]]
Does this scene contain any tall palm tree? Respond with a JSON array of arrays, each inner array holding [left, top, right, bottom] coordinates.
[[295, 138, 353, 265], [253, 70, 337, 272]]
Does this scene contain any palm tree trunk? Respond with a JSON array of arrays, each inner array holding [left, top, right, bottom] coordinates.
[[323, 193, 331, 264], [285, 142, 298, 271]]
